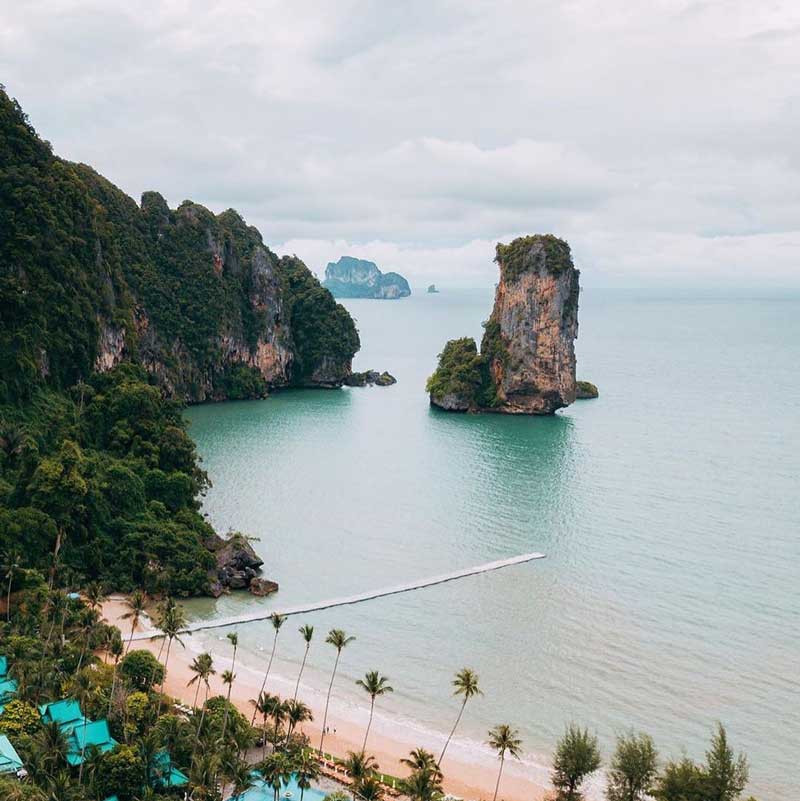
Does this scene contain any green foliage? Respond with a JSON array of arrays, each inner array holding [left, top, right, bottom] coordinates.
[[705, 724, 749, 801], [0, 699, 41, 736], [120, 649, 165, 692], [495, 233, 573, 281], [652, 758, 708, 801], [606, 732, 658, 801], [576, 380, 599, 399], [96, 743, 146, 801], [280, 256, 360, 382], [552, 724, 602, 801]]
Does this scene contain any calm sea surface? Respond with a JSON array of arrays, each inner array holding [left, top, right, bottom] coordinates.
[[185, 288, 799, 800]]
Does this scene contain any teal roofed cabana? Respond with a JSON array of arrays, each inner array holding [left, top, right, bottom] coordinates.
[[39, 698, 87, 732], [150, 749, 189, 788], [0, 678, 17, 704], [0, 734, 23, 775], [0, 656, 8, 677], [66, 719, 117, 765]]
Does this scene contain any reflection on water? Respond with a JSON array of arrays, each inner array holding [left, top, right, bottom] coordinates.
[[185, 290, 800, 801]]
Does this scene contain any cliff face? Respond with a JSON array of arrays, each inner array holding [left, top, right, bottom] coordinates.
[[323, 256, 411, 299], [427, 234, 580, 414], [0, 88, 359, 404]]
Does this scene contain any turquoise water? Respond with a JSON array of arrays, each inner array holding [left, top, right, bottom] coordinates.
[[232, 773, 327, 801], [186, 288, 800, 800]]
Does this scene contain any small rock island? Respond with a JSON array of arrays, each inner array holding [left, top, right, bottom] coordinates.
[[427, 284, 439, 293], [323, 256, 411, 299], [426, 234, 580, 414]]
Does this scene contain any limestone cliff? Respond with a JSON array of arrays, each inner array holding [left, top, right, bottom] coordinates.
[[323, 256, 411, 299], [427, 234, 580, 414]]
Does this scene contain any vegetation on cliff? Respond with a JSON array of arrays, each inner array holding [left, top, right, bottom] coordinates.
[[495, 233, 573, 281]]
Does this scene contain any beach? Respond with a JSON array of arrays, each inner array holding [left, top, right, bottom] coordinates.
[[104, 596, 557, 801]]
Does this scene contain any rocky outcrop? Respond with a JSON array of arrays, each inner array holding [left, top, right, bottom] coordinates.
[[204, 532, 276, 596], [344, 370, 397, 387], [427, 284, 439, 293], [323, 257, 411, 299], [427, 234, 580, 414], [576, 380, 599, 399]]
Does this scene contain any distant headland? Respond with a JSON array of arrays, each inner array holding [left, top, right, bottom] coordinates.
[[323, 256, 411, 299]]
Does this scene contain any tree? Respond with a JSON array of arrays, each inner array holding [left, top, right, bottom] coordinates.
[[319, 628, 355, 757], [344, 750, 379, 801], [552, 725, 601, 801], [355, 671, 393, 753], [356, 774, 385, 801], [487, 724, 522, 801], [400, 764, 443, 801], [96, 744, 146, 801], [293, 623, 314, 701], [401, 748, 443, 783], [705, 723, 749, 801], [606, 732, 658, 801], [153, 597, 188, 713], [121, 590, 147, 654], [653, 758, 708, 801], [119, 649, 165, 691], [251, 613, 286, 727], [219, 631, 238, 746], [0, 699, 41, 736], [296, 749, 321, 801], [2, 549, 22, 622], [187, 651, 215, 709], [439, 667, 481, 766], [74, 669, 93, 783], [259, 751, 294, 801], [285, 697, 313, 741]]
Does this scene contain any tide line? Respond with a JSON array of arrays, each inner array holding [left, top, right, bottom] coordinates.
[[130, 551, 546, 640]]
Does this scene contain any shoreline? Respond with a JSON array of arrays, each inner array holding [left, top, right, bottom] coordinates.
[[103, 597, 559, 801]]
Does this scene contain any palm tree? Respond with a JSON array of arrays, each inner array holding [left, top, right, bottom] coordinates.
[[192, 653, 217, 759], [400, 766, 443, 801], [188, 652, 215, 709], [155, 600, 189, 714], [285, 697, 313, 742], [74, 606, 100, 675], [259, 751, 293, 801], [487, 724, 522, 801], [107, 633, 124, 715], [401, 748, 443, 782], [356, 774, 385, 801], [228, 758, 256, 800], [295, 749, 321, 801], [319, 628, 356, 757], [83, 580, 106, 612], [121, 590, 147, 654], [250, 613, 286, 727], [75, 669, 94, 784], [439, 667, 482, 766], [219, 667, 237, 745], [344, 750, 379, 801], [356, 671, 394, 753], [2, 550, 21, 623], [251, 691, 280, 759], [293, 623, 314, 701]]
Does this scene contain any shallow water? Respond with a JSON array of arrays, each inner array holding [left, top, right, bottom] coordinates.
[[185, 288, 800, 800]]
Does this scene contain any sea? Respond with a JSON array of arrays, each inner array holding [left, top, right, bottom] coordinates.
[[183, 287, 800, 800]]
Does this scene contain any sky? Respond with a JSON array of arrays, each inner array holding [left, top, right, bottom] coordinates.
[[1, 0, 799, 287]]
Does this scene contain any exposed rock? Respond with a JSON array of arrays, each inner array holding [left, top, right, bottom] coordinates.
[[250, 578, 279, 596], [323, 256, 411, 299], [428, 234, 580, 415], [427, 284, 439, 293], [344, 370, 397, 387], [203, 532, 276, 595], [576, 380, 599, 399]]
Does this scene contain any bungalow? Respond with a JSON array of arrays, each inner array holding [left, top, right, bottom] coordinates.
[[39, 698, 87, 733], [150, 749, 189, 789], [66, 719, 118, 766], [0, 734, 24, 776], [0, 678, 17, 706]]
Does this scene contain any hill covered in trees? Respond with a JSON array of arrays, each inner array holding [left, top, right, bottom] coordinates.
[[0, 86, 359, 594]]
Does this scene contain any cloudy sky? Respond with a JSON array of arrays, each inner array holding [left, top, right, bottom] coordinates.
[[2, 1, 799, 287]]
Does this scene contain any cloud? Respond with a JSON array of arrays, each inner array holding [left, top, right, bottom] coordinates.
[[1, 0, 799, 285]]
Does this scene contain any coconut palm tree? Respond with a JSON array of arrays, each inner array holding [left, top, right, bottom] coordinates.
[[259, 751, 294, 801], [439, 667, 482, 766], [74, 669, 94, 784], [120, 590, 147, 654], [250, 613, 286, 727], [250, 691, 279, 759], [487, 724, 522, 801], [400, 765, 443, 801], [155, 600, 189, 713], [74, 606, 100, 675], [192, 653, 216, 758], [401, 748, 443, 782], [293, 623, 314, 701], [187, 652, 215, 709], [356, 671, 394, 753], [296, 749, 321, 801], [218, 630, 239, 747], [2, 550, 21, 623], [228, 758, 256, 800], [356, 774, 385, 801], [83, 580, 106, 612], [285, 697, 313, 742], [319, 628, 356, 757], [344, 750, 379, 801], [107, 633, 124, 715]]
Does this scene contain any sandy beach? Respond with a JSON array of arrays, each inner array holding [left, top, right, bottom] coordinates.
[[103, 596, 556, 801]]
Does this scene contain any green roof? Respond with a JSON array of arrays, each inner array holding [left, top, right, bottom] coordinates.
[[67, 719, 117, 765], [0, 679, 17, 703], [0, 734, 23, 774], [39, 698, 86, 731], [104, 796, 120, 801], [0, 656, 7, 677], [151, 749, 189, 788]]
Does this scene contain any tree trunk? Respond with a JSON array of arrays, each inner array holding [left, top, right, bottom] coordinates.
[[6, 574, 12, 622], [293, 643, 310, 701], [159, 637, 173, 715], [49, 527, 62, 589], [439, 698, 466, 766], [318, 651, 340, 757], [362, 698, 375, 753], [492, 752, 505, 801], [251, 631, 279, 727]]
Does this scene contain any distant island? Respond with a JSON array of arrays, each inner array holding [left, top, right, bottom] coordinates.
[[427, 284, 439, 293], [323, 256, 411, 299], [427, 234, 583, 414]]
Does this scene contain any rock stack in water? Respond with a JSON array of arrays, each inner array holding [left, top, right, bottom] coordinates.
[[426, 234, 580, 414]]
